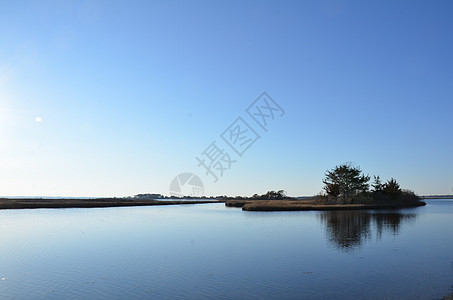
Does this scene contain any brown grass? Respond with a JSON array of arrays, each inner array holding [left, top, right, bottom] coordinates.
[[225, 199, 426, 211], [0, 198, 220, 210]]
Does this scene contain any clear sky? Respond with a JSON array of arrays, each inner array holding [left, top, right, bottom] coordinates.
[[1, 0, 453, 197]]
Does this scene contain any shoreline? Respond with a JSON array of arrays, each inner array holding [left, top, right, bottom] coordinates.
[[0, 198, 221, 210], [0, 198, 428, 211], [225, 199, 427, 211]]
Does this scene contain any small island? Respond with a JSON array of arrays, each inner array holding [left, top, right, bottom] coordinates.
[[225, 163, 426, 211]]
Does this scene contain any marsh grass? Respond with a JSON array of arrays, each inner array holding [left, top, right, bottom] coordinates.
[[0, 198, 220, 209], [225, 198, 426, 211]]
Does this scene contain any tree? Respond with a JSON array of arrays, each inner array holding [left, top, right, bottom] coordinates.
[[264, 190, 286, 200], [252, 190, 287, 200], [383, 178, 401, 193], [324, 182, 340, 198], [277, 190, 286, 199], [323, 163, 370, 204], [383, 178, 401, 200], [371, 176, 383, 192]]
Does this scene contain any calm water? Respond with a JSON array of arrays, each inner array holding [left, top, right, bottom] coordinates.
[[1, 200, 453, 299]]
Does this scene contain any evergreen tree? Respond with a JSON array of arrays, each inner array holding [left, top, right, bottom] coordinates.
[[371, 175, 383, 192], [323, 163, 370, 204]]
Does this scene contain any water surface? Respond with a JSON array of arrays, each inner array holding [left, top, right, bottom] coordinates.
[[1, 200, 452, 299]]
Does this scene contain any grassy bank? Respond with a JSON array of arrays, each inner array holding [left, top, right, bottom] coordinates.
[[225, 199, 426, 211], [0, 198, 221, 210]]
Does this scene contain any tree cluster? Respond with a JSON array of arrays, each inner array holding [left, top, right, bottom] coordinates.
[[321, 163, 420, 204], [251, 190, 287, 200]]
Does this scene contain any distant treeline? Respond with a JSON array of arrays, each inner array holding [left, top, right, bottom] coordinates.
[[133, 193, 228, 200]]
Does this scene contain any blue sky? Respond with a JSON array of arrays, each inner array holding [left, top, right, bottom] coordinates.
[[1, 0, 452, 197]]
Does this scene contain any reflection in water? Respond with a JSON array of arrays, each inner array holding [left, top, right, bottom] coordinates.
[[320, 211, 416, 251]]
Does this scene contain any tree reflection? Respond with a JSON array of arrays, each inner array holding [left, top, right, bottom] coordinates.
[[319, 211, 416, 251]]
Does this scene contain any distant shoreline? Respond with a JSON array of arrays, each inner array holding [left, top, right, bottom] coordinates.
[[0, 198, 221, 210], [0, 197, 441, 211], [419, 195, 453, 199]]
